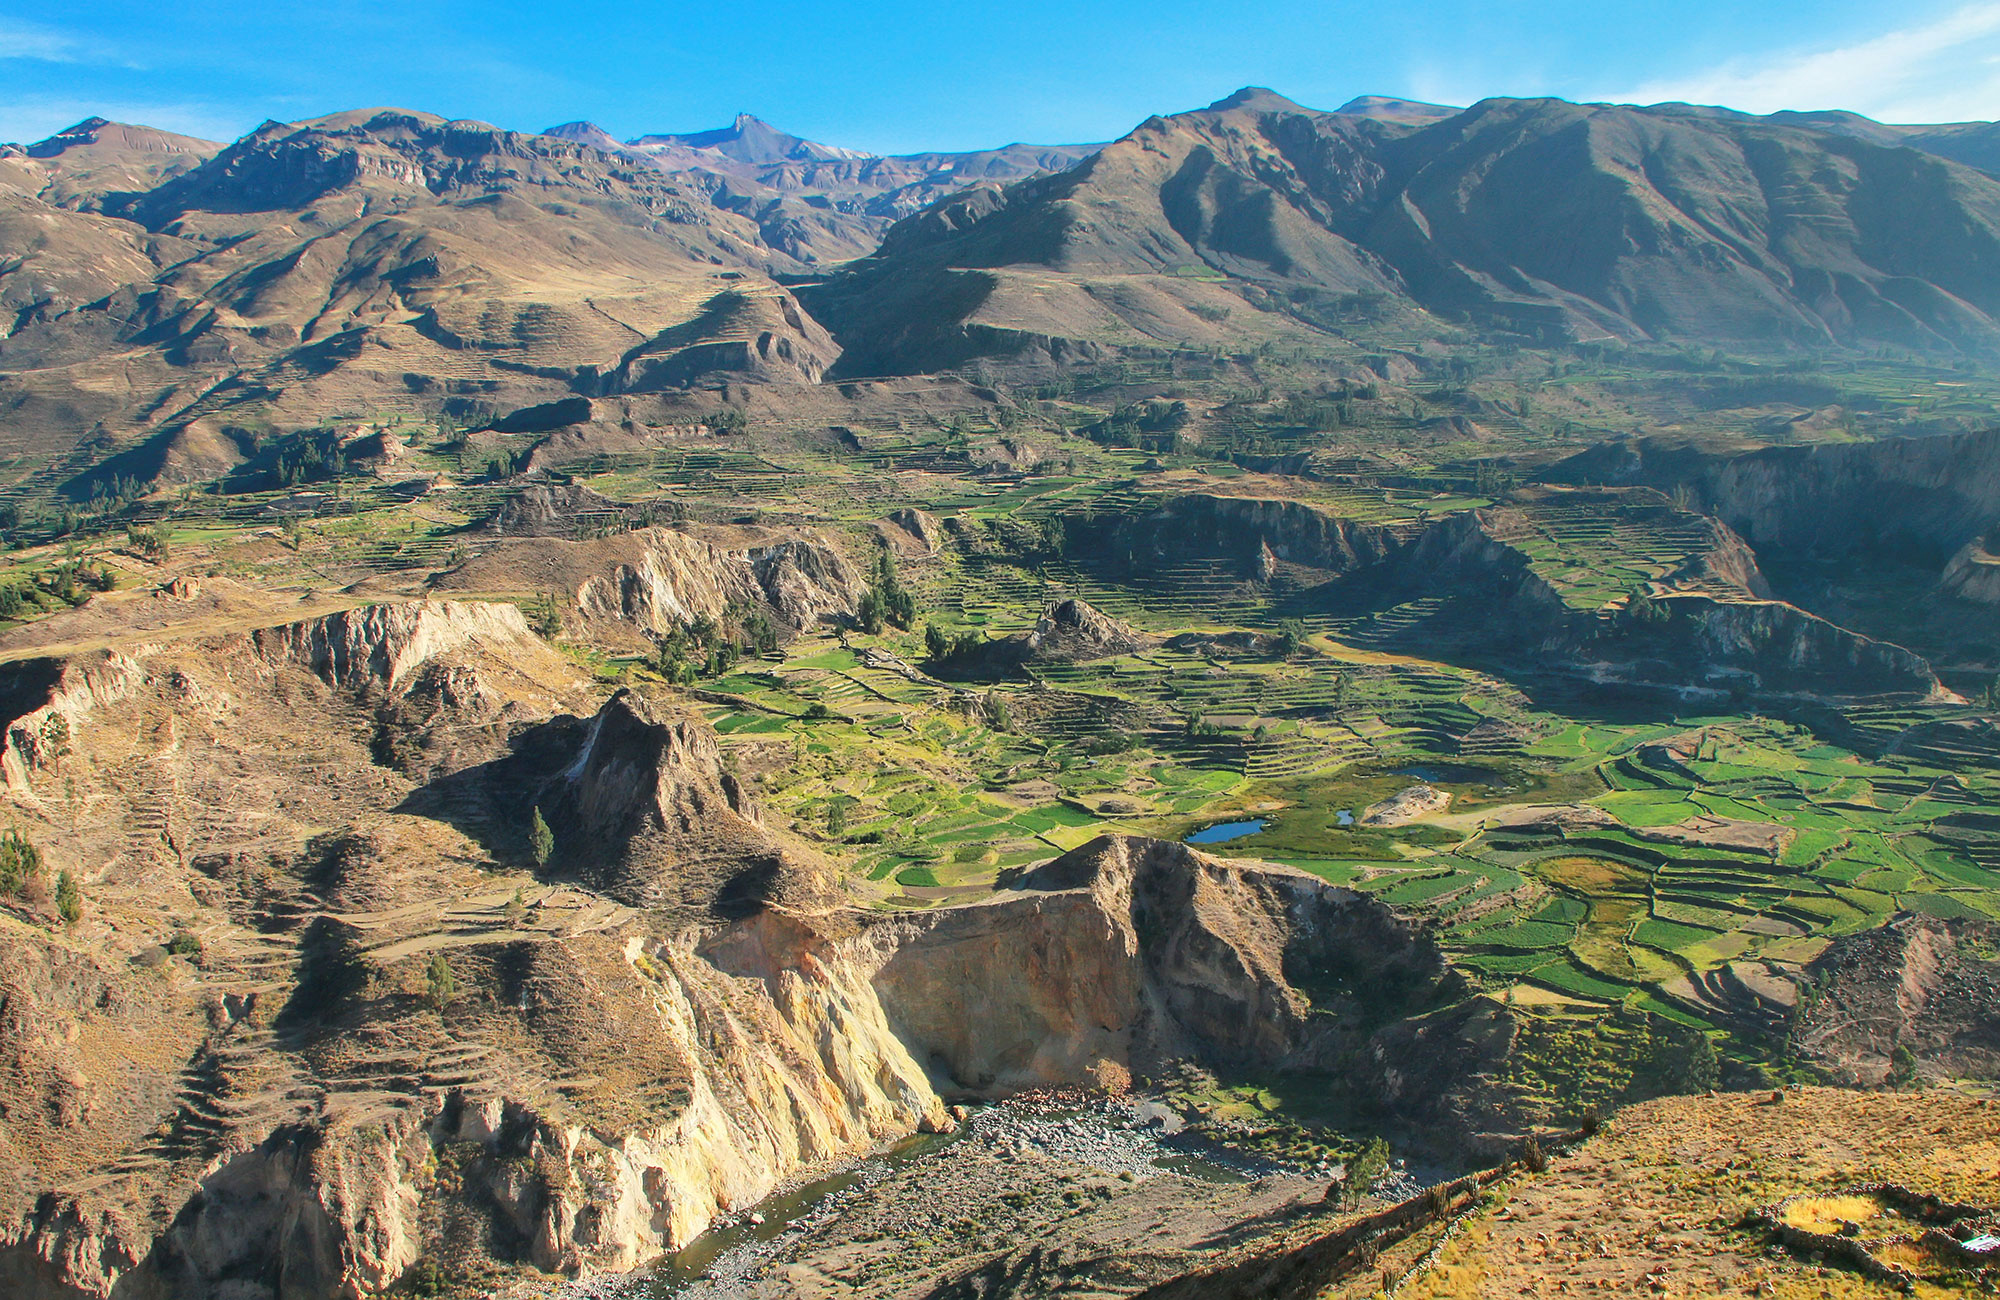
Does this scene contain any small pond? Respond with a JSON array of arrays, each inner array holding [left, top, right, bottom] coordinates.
[[1185, 819, 1267, 844]]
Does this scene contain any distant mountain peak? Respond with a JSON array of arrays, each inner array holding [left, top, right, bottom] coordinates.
[[628, 114, 869, 165], [1206, 87, 1310, 114], [1335, 95, 1462, 124], [541, 120, 630, 153], [26, 116, 220, 160], [27, 118, 118, 155]]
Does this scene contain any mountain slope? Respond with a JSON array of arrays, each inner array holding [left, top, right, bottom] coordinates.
[[805, 89, 2000, 374], [1, 118, 221, 211], [0, 110, 847, 477]]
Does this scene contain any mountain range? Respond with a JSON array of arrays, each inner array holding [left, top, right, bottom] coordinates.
[[6, 89, 2000, 493], [805, 88, 2000, 375]]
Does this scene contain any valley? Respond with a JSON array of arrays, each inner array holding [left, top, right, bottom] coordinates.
[[0, 81, 1997, 1300]]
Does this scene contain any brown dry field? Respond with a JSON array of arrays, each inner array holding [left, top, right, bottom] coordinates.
[[1397, 1088, 2000, 1300]]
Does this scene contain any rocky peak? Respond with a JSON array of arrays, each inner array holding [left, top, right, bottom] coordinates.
[[1020, 597, 1147, 662], [530, 688, 804, 913], [552, 687, 756, 843]]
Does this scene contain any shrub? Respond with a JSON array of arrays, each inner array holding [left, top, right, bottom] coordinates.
[[423, 952, 458, 1010], [55, 870, 81, 925], [0, 829, 41, 895]]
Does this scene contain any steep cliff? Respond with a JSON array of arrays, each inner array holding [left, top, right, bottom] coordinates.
[[1062, 490, 1937, 699], [868, 836, 1498, 1136], [250, 599, 563, 693], [1543, 428, 2000, 565], [433, 525, 860, 641]]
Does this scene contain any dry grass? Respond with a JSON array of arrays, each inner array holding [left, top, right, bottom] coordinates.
[[1398, 1089, 2000, 1300], [1780, 1192, 1883, 1235]]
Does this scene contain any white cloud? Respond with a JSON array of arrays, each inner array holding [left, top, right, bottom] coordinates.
[[1602, 3, 2000, 123], [0, 19, 126, 66]]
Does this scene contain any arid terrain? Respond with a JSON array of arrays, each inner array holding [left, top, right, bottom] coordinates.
[[0, 83, 1998, 1300]]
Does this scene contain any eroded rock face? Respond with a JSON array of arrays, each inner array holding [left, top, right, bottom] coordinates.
[[1793, 914, 2000, 1086], [1940, 535, 2000, 604], [871, 836, 1462, 1091], [435, 526, 860, 637], [0, 651, 143, 792], [544, 688, 758, 855], [251, 599, 553, 693], [749, 537, 865, 627], [1545, 429, 2000, 565]]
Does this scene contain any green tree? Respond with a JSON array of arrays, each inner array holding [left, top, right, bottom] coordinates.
[[529, 807, 555, 867], [0, 829, 41, 895], [742, 610, 779, 655], [1274, 619, 1306, 658], [1340, 1137, 1391, 1204], [55, 869, 81, 925], [423, 952, 458, 1010], [858, 551, 916, 633], [654, 629, 695, 684], [531, 591, 562, 638]]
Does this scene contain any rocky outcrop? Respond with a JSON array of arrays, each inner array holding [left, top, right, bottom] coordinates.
[[749, 537, 864, 627], [479, 481, 631, 537], [434, 526, 860, 636], [531, 688, 793, 911], [955, 598, 1153, 675], [1791, 914, 2000, 1086], [884, 507, 944, 552], [0, 651, 144, 792], [870, 836, 1467, 1094], [251, 599, 560, 692], [1018, 598, 1149, 663], [1940, 535, 2000, 604], [1360, 784, 1451, 826]]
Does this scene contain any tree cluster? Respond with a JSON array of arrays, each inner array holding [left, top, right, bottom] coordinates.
[[856, 552, 916, 633], [654, 604, 780, 683], [0, 828, 43, 895], [923, 622, 985, 664]]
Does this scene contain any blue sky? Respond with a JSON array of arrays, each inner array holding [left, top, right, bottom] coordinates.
[[3, 0, 1999, 150]]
